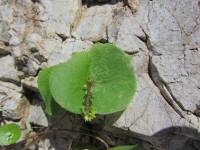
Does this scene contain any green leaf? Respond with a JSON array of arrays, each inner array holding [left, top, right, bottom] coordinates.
[[110, 145, 144, 150], [38, 43, 137, 120], [89, 43, 136, 114], [0, 124, 21, 146], [37, 67, 64, 116], [49, 52, 91, 114]]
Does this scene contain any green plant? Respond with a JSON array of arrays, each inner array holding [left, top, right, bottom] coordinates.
[[38, 43, 136, 121], [0, 123, 21, 146]]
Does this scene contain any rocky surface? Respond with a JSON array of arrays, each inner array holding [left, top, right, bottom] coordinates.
[[0, 81, 29, 119], [112, 0, 200, 149], [0, 55, 18, 81], [0, 0, 200, 150]]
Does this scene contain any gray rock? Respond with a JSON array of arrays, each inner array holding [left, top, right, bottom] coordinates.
[[38, 139, 55, 150], [0, 21, 11, 42], [40, 36, 63, 60], [0, 81, 30, 119], [40, 0, 82, 37], [26, 33, 42, 47], [48, 39, 92, 66], [21, 76, 38, 91], [0, 55, 18, 81], [144, 0, 200, 113], [111, 0, 200, 149], [37, 136, 72, 150], [126, 0, 140, 12], [26, 58, 41, 76], [72, 4, 115, 41], [28, 105, 48, 127], [0, 41, 11, 55], [108, 8, 145, 53], [0, 3, 13, 23], [9, 16, 27, 46], [0, 0, 200, 149]]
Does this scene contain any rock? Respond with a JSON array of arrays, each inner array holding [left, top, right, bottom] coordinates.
[[9, 16, 27, 46], [0, 81, 30, 119], [0, 21, 11, 43], [26, 33, 42, 48], [40, 36, 63, 60], [38, 139, 54, 150], [110, 0, 200, 149], [0, 3, 14, 23], [40, 0, 82, 37], [26, 58, 41, 76], [21, 76, 38, 91], [0, 55, 18, 81], [28, 105, 48, 127], [0, 0, 200, 149], [72, 4, 115, 41], [48, 39, 92, 66], [126, 0, 140, 12], [108, 8, 145, 53], [0, 41, 11, 55], [37, 136, 72, 150], [145, 0, 200, 113]]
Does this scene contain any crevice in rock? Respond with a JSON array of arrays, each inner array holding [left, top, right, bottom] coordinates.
[[31, 0, 40, 3], [0, 78, 20, 86], [124, 51, 139, 55], [33, 54, 47, 64], [147, 40, 199, 118], [148, 59, 185, 118], [0, 51, 11, 57], [29, 48, 48, 64], [135, 34, 162, 56], [123, 0, 136, 14], [138, 30, 200, 119], [0, 114, 21, 122], [194, 105, 200, 117], [56, 33, 68, 42], [103, 126, 156, 149], [82, 0, 122, 7], [93, 38, 108, 44], [0, 42, 11, 57], [70, 4, 86, 38], [91, 27, 109, 43], [136, 30, 186, 118], [22, 86, 42, 106], [105, 26, 109, 43], [14, 55, 29, 73], [14, 49, 46, 79]]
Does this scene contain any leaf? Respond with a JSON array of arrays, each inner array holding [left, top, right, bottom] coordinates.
[[37, 67, 65, 116], [49, 52, 91, 114], [89, 43, 136, 114], [38, 43, 137, 120], [0, 124, 21, 146], [110, 145, 144, 150]]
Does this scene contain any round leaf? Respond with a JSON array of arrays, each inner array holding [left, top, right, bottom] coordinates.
[[0, 124, 21, 146], [89, 43, 136, 114], [49, 52, 91, 114], [38, 67, 64, 116], [41, 43, 137, 119]]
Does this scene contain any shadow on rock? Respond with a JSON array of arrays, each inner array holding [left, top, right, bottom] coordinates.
[[151, 126, 200, 150], [103, 124, 200, 150], [82, 0, 123, 7]]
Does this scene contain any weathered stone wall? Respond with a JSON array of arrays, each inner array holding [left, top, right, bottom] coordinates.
[[0, 0, 200, 149]]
